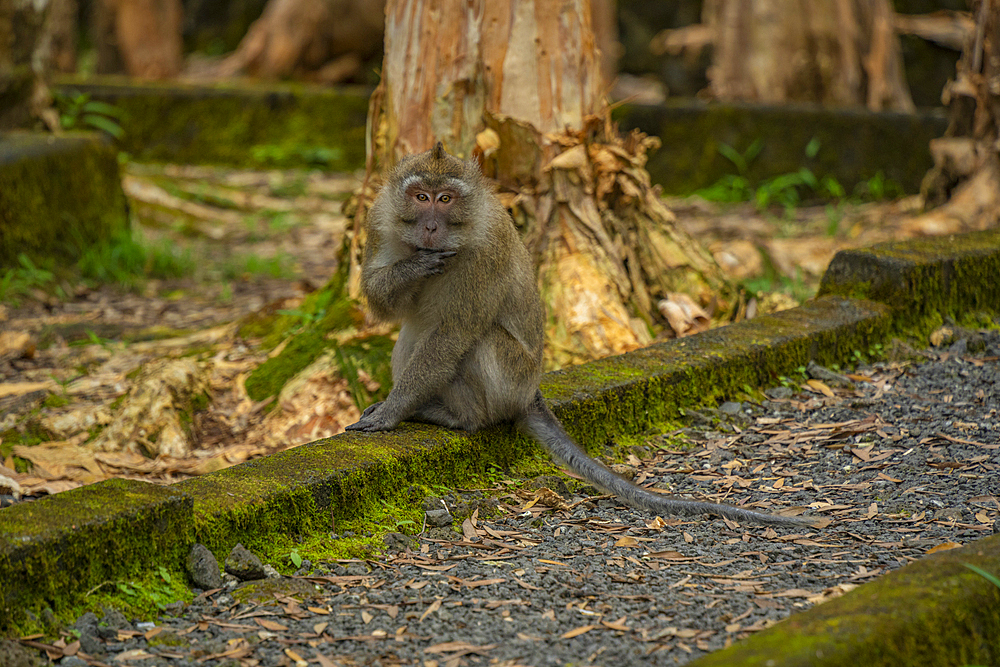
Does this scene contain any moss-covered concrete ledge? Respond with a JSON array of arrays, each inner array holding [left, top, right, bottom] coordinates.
[[52, 76, 370, 170], [614, 101, 947, 194], [0, 295, 891, 632], [819, 227, 1000, 333], [0, 480, 191, 629], [687, 534, 1000, 667], [0, 131, 129, 266]]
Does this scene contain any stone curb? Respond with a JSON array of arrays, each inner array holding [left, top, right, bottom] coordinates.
[[2, 230, 999, 643], [0, 132, 128, 266], [688, 535, 1000, 667], [617, 101, 947, 195], [53, 77, 370, 170]]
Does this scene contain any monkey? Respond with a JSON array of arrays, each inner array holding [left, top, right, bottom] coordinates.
[[346, 143, 814, 528]]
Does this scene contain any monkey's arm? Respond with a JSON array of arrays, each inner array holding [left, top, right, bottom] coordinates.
[[363, 249, 455, 321]]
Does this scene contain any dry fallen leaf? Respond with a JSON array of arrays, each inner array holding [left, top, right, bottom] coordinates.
[[926, 541, 962, 554], [805, 379, 836, 397], [254, 618, 288, 632], [561, 624, 597, 639]]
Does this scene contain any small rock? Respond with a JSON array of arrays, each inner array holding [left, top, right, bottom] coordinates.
[[293, 558, 313, 576], [161, 601, 186, 616], [0, 638, 47, 667], [425, 508, 452, 527], [262, 564, 281, 579], [765, 386, 793, 400], [422, 497, 447, 512], [933, 508, 965, 522], [221, 572, 241, 589], [72, 611, 103, 655], [60, 658, 88, 667], [224, 543, 267, 581], [806, 361, 853, 386], [187, 543, 223, 590], [344, 562, 370, 576], [97, 607, 130, 639], [719, 401, 742, 415], [383, 531, 414, 553]]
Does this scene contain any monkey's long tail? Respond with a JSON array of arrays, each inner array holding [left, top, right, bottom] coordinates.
[[518, 391, 816, 528]]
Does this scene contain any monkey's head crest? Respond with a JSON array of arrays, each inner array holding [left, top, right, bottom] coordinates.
[[392, 142, 481, 196]]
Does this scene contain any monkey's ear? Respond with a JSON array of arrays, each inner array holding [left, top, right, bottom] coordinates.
[[432, 142, 445, 160]]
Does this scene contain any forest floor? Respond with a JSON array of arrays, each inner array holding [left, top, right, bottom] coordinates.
[[0, 163, 975, 500]]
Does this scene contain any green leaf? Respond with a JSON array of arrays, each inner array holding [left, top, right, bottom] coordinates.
[[743, 138, 764, 163], [805, 137, 821, 158], [82, 100, 124, 117], [82, 114, 124, 139], [716, 143, 747, 174], [290, 549, 303, 568], [963, 562, 1000, 588]]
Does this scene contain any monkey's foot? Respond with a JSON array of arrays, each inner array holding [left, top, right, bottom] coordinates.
[[346, 403, 398, 432], [359, 402, 383, 419]]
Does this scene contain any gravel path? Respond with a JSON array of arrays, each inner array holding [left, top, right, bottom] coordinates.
[[14, 325, 1000, 667]]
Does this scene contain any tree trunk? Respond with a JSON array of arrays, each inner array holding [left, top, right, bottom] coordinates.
[[217, 0, 385, 83], [703, 0, 914, 111], [350, 0, 728, 366], [0, 0, 60, 129], [913, 0, 1000, 235], [93, 0, 183, 79]]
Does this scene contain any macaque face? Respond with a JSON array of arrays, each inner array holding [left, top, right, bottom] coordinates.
[[405, 185, 460, 249]]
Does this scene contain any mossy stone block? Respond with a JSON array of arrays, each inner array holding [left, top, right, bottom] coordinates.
[[818, 227, 1000, 331], [54, 77, 370, 169], [614, 101, 948, 194], [688, 534, 1000, 667], [174, 421, 530, 557], [542, 295, 891, 444], [0, 478, 193, 633], [0, 131, 128, 267]]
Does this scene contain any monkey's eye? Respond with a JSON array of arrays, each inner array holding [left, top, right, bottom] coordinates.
[[415, 193, 430, 202], [438, 194, 451, 203]]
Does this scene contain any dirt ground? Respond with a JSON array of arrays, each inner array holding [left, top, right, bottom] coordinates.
[[0, 163, 968, 500]]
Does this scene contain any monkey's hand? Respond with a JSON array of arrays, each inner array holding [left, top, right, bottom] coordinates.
[[346, 402, 399, 432], [409, 248, 456, 277]]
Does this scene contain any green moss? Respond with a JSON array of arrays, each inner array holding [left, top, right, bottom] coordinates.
[[613, 102, 947, 195], [53, 78, 369, 170], [147, 630, 188, 648], [0, 133, 129, 267], [819, 228, 1000, 341], [231, 577, 324, 605], [688, 535, 1000, 667], [535, 296, 893, 460], [82, 567, 192, 622], [0, 479, 193, 634], [41, 393, 70, 409], [242, 265, 394, 409]]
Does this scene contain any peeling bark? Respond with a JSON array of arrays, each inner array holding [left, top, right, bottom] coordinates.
[[917, 0, 1000, 234], [352, 0, 729, 364], [700, 0, 914, 111]]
